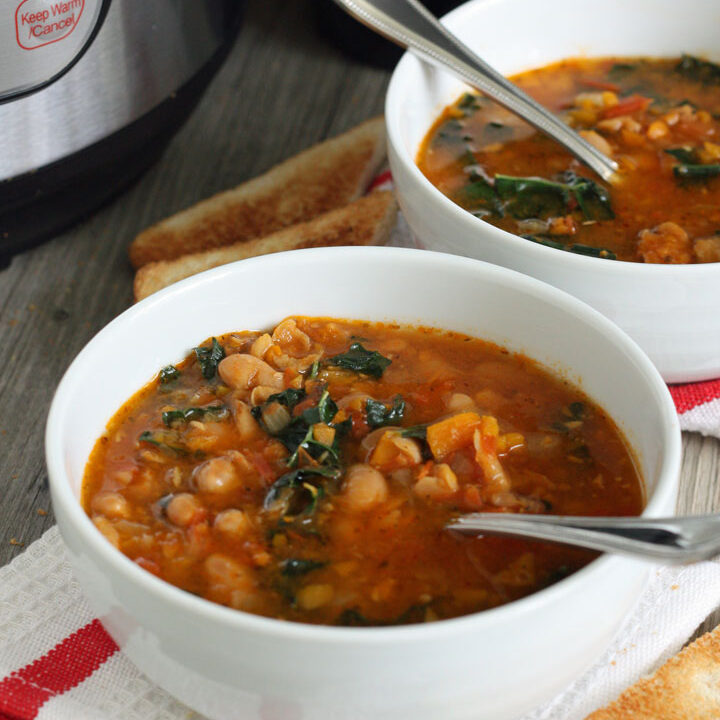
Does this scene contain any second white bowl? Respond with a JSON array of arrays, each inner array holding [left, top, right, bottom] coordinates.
[[386, 0, 720, 383]]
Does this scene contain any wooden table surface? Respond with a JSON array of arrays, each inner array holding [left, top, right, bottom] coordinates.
[[1, 0, 718, 644]]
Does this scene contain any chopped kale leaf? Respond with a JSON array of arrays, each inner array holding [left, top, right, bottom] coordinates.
[[300, 389, 338, 426], [675, 54, 720, 85], [665, 147, 698, 164], [568, 244, 617, 260], [366, 396, 406, 429], [193, 338, 225, 380], [523, 235, 616, 260], [336, 608, 371, 626], [664, 146, 720, 183], [400, 424, 427, 440], [254, 387, 346, 469], [457, 92, 481, 111], [398, 424, 432, 460], [264, 466, 341, 515], [523, 234, 567, 251], [607, 62, 637, 82], [495, 174, 569, 219], [567, 401, 586, 419], [560, 172, 615, 221], [495, 173, 613, 222], [159, 365, 180, 384], [673, 164, 720, 181], [458, 149, 477, 166], [328, 343, 391, 379], [162, 404, 228, 427], [281, 558, 326, 577], [335, 603, 429, 626], [138, 430, 187, 455], [457, 174, 503, 216], [266, 387, 307, 410], [483, 121, 515, 143]]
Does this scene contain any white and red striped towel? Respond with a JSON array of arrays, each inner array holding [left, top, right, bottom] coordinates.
[[670, 380, 720, 437], [1, 527, 719, 720], [1, 171, 719, 719]]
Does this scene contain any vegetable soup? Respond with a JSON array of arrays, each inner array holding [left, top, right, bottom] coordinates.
[[418, 55, 720, 263], [83, 318, 643, 626]]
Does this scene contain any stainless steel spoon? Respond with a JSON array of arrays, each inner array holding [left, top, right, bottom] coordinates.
[[447, 513, 720, 564], [333, 0, 620, 183]]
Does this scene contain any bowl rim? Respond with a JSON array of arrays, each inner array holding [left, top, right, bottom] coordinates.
[[385, 0, 720, 276], [46, 246, 681, 645]]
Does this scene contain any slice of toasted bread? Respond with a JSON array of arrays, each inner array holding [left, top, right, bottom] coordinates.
[[585, 625, 720, 719], [129, 117, 386, 268], [133, 190, 397, 301]]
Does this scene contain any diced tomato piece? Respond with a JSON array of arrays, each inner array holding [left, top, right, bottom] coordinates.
[[581, 78, 621, 92], [601, 95, 652, 119], [294, 397, 317, 415], [251, 451, 276, 483], [416, 460, 434, 481], [350, 411, 369, 438]]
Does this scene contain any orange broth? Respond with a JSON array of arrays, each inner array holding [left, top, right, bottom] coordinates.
[[82, 317, 643, 625], [418, 56, 720, 263]]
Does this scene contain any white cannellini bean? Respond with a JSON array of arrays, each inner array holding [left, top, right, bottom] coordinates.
[[579, 130, 613, 156], [446, 393, 475, 413], [389, 435, 423, 465], [194, 457, 240, 494], [271, 318, 312, 355], [91, 492, 130, 519], [343, 464, 388, 511], [165, 493, 203, 527], [218, 354, 283, 392], [250, 334, 273, 359], [214, 509, 252, 538], [413, 463, 459, 499], [250, 385, 279, 406], [205, 553, 254, 590], [232, 398, 262, 441]]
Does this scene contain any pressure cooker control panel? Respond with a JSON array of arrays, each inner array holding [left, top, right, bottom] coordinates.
[[0, 0, 108, 102]]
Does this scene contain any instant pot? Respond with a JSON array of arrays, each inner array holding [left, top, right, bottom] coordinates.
[[0, 0, 243, 257]]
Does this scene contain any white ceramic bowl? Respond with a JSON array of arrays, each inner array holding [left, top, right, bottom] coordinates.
[[46, 247, 680, 720], [386, 0, 720, 383]]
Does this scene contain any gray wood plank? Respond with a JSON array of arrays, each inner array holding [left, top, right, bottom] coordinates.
[[678, 432, 720, 640]]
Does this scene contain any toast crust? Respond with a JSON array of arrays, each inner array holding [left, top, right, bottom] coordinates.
[[133, 191, 397, 301], [129, 117, 386, 268], [586, 627, 720, 720]]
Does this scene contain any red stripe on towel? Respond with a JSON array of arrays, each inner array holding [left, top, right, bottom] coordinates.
[[669, 379, 720, 414], [0, 619, 118, 719], [367, 169, 393, 192]]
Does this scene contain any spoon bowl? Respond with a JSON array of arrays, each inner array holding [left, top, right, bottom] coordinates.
[[448, 514, 720, 564]]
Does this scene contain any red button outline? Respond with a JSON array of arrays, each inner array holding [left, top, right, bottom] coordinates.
[[15, 0, 85, 51]]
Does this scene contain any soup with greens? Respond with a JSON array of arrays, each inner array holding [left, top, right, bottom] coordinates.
[[418, 55, 720, 263], [83, 318, 643, 625]]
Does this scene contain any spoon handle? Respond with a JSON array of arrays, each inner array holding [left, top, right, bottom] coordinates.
[[447, 514, 720, 564], [333, 0, 619, 183]]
